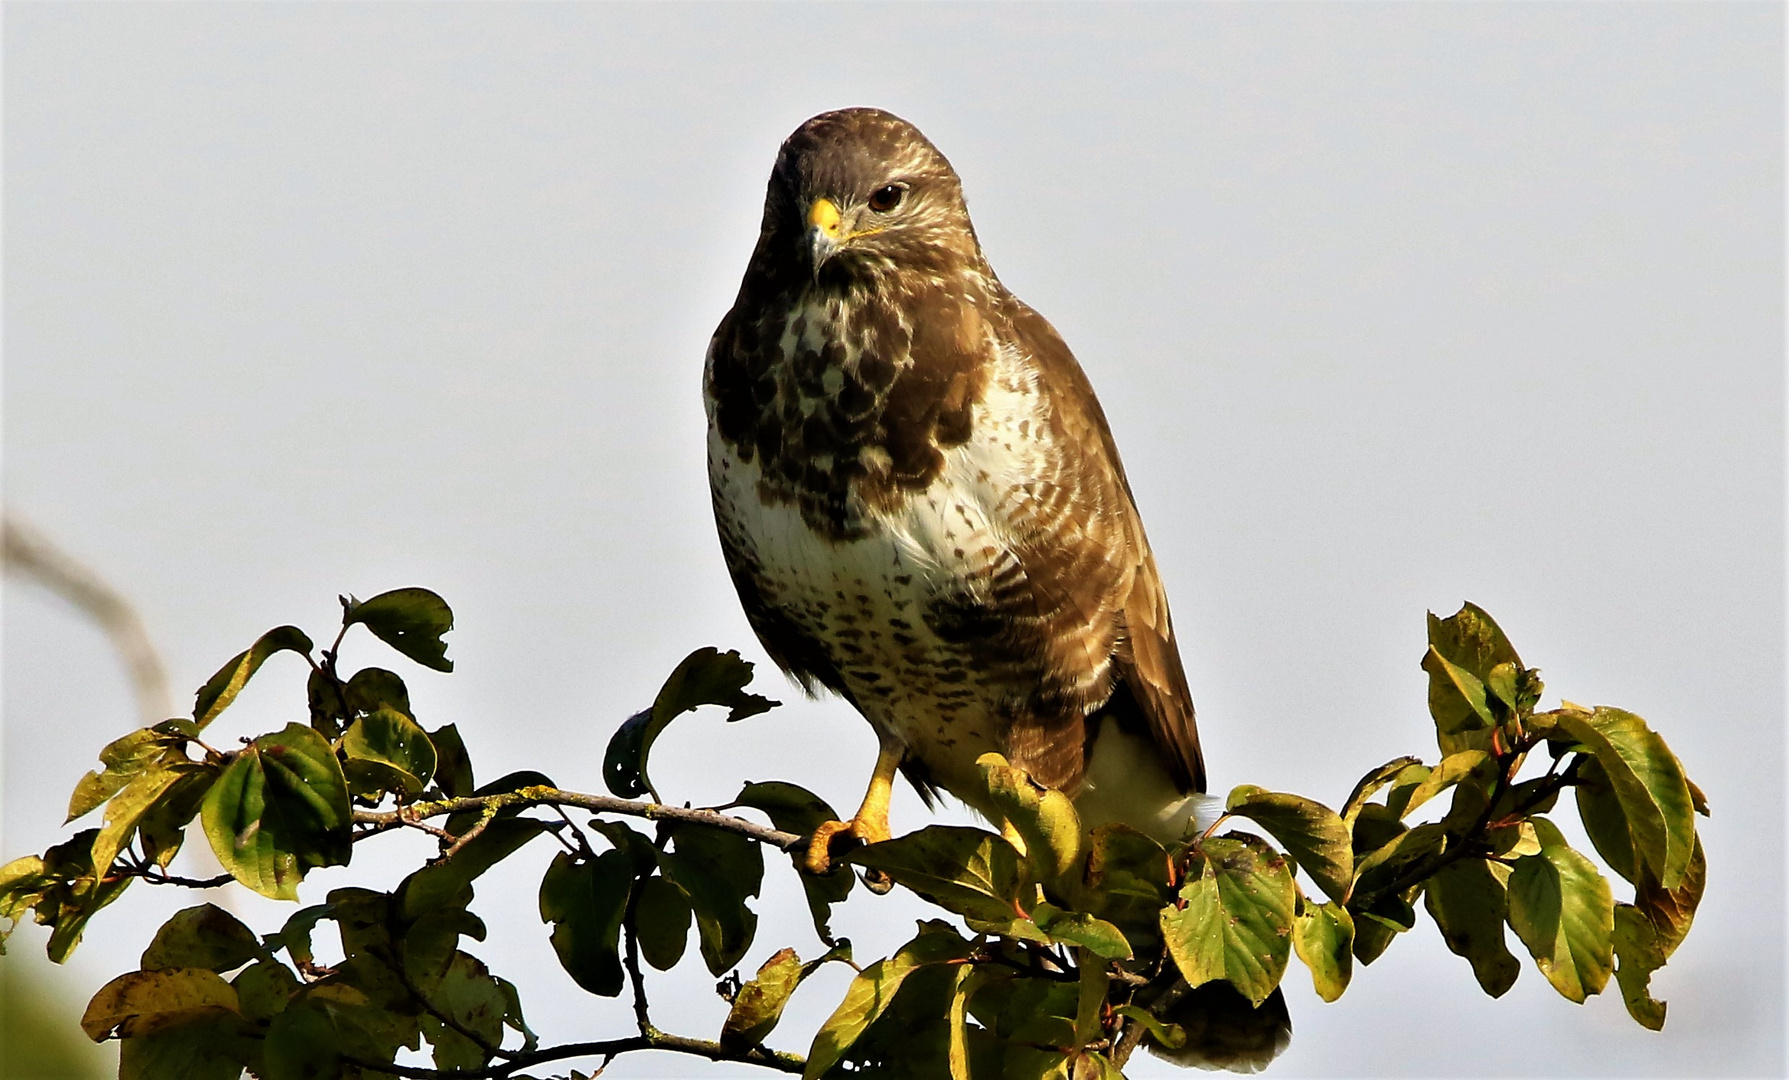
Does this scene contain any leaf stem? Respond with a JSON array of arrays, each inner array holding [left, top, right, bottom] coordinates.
[[345, 1030, 805, 1078]]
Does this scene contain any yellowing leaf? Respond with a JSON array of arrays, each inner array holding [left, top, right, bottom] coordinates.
[[1160, 834, 1295, 1007]]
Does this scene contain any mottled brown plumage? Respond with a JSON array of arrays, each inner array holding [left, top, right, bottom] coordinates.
[[705, 107, 1204, 822]]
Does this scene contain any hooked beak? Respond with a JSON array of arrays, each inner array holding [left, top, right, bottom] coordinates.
[[808, 197, 844, 276]]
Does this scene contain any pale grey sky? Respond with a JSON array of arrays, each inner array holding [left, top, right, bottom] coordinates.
[[4, 4, 1782, 1077]]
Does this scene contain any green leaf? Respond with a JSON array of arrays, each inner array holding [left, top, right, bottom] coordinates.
[[1159, 833, 1296, 1007], [82, 968, 241, 1040], [342, 706, 438, 797], [634, 874, 693, 971], [538, 850, 634, 997], [1340, 756, 1423, 828], [1611, 903, 1668, 1030], [136, 769, 219, 870], [267, 905, 331, 968], [67, 726, 186, 823], [1556, 708, 1696, 890], [1426, 604, 1523, 753], [200, 724, 352, 900], [91, 764, 203, 874], [233, 959, 301, 1024], [659, 822, 764, 975], [1506, 819, 1614, 1003], [731, 781, 854, 944], [803, 926, 976, 1079], [307, 668, 349, 740], [603, 648, 778, 801], [1081, 823, 1173, 954], [1574, 756, 1637, 882], [1396, 751, 1496, 821], [1352, 885, 1420, 965], [1112, 1004, 1185, 1051], [1292, 898, 1353, 1002], [262, 986, 411, 1080], [141, 904, 265, 973], [722, 947, 806, 1049], [402, 908, 488, 990], [342, 588, 455, 672], [1031, 903, 1131, 960], [1224, 786, 1353, 904], [850, 826, 1029, 926], [421, 952, 508, 1070], [117, 1011, 257, 1080], [977, 753, 1083, 883], [429, 723, 475, 797], [343, 667, 412, 717], [1352, 822, 1445, 900], [1421, 646, 1497, 736], [193, 625, 315, 730], [1423, 858, 1520, 997]]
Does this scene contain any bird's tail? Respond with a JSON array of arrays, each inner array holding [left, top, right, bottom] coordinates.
[[1144, 981, 1292, 1072]]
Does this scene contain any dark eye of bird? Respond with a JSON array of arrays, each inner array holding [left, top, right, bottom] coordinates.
[[867, 184, 904, 213]]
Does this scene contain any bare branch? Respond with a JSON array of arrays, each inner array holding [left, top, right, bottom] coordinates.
[[353, 788, 803, 852], [346, 1030, 804, 1078]]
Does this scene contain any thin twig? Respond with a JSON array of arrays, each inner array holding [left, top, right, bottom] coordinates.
[[353, 787, 803, 852]]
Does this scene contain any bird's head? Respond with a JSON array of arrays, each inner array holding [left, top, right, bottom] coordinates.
[[763, 108, 984, 288]]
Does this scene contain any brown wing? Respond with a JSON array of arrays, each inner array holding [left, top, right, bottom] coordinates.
[[996, 296, 1206, 795]]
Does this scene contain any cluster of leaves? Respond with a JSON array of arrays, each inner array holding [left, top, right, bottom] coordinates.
[[0, 596, 1707, 1080]]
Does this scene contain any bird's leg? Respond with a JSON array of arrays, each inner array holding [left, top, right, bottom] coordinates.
[[805, 738, 901, 890]]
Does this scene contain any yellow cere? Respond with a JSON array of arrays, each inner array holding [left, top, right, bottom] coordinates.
[[807, 197, 843, 237]]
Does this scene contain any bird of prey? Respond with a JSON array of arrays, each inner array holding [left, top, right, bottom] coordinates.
[[704, 109, 1287, 1069]]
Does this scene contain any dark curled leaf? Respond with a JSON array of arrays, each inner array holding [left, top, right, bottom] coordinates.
[[429, 723, 475, 798], [634, 874, 694, 971], [141, 904, 265, 973], [1635, 834, 1705, 958], [1423, 859, 1520, 997], [1352, 886, 1420, 965], [541, 850, 633, 997], [1224, 786, 1353, 904], [731, 781, 854, 943], [444, 771, 555, 835], [1159, 833, 1295, 1007], [199, 724, 351, 901], [342, 588, 455, 672], [660, 822, 764, 975], [193, 626, 314, 730], [603, 648, 779, 801]]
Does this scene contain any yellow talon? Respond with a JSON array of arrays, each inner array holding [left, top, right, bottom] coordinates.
[[803, 739, 901, 892]]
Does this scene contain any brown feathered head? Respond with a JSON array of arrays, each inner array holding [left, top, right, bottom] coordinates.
[[760, 108, 987, 286]]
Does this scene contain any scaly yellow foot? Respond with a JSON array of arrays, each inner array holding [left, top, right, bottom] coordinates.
[[804, 740, 901, 893]]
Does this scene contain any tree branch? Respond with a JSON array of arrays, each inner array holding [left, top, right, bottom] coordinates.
[[352, 787, 804, 852], [346, 1030, 804, 1079]]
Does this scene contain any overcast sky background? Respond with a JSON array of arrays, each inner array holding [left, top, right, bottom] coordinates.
[[4, 4, 1782, 1077]]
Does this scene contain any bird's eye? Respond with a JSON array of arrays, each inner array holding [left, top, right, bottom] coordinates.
[[867, 184, 905, 213]]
